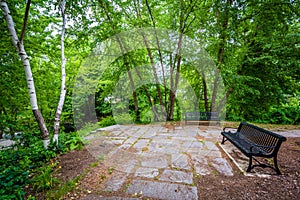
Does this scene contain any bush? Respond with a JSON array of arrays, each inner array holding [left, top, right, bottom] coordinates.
[[0, 138, 57, 199], [64, 132, 87, 151], [263, 105, 300, 124], [98, 116, 116, 127]]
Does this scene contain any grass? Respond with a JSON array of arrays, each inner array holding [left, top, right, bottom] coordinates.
[[98, 154, 105, 162], [98, 174, 106, 184], [46, 169, 87, 199], [108, 167, 114, 174]]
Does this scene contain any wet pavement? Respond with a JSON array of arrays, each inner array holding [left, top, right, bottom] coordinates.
[[83, 124, 233, 199]]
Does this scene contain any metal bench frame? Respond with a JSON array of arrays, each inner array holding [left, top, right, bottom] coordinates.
[[221, 122, 287, 175]]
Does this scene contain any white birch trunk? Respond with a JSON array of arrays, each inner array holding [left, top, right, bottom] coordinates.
[[53, 0, 67, 145], [1, 0, 50, 148]]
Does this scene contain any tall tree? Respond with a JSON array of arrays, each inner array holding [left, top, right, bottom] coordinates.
[[53, 0, 67, 144], [1, 0, 49, 147]]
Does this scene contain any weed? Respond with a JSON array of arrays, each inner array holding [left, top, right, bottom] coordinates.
[[108, 167, 114, 174], [90, 162, 98, 168], [65, 132, 88, 150], [122, 183, 131, 192], [142, 147, 149, 152], [212, 170, 219, 175], [31, 164, 61, 192], [98, 154, 105, 161], [198, 139, 205, 144], [99, 174, 106, 184]]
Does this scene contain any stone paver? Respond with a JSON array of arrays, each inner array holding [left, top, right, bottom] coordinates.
[[81, 195, 140, 200], [132, 139, 149, 148], [126, 180, 198, 200], [191, 154, 211, 175], [141, 154, 169, 168], [171, 153, 191, 170], [102, 172, 128, 192], [84, 124, 234, 200], [134, 167, 159, 178], [211, 157, 234, 176], [159, 169, 194, 184]]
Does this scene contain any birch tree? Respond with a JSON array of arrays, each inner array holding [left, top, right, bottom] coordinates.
[[1, 0, 50, 147], [53, 0, 67, 144]]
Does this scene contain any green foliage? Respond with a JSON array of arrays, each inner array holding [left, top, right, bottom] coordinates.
[[0, 129, 90, 199], [0, 137, 57, 199], [31, 164, 61, 192], [76, 122, 100, 136], [46, 178, 79, 200], [114, 113, 133, 125], [64, 132, 87, 151], [98, 116, 116, 127], [262, 103, 300, 125]]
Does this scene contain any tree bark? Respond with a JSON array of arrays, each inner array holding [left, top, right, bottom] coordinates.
[[102, 1, 140, 122], [134, 1, 166, 120], [168, 6, 185, 120], [169, 33, 183, 120], [210, 0, 232, 112], [141, 33, 166, 120], [201, 70, 209, 112], [216, 85, 234, 113], [134, 67, 161, 121], [54, 0, 67, 144], [145, 0, 168, 109], [1, 0, 49, 148]]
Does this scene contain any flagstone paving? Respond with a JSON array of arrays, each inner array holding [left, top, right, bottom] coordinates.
[[83, 124, 233, 200]]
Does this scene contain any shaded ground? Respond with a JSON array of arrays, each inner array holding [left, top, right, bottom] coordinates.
[[197, 137, 300, 200], [28, 125, 300, 199]]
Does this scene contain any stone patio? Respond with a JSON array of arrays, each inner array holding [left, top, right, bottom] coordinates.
[[83, 123, 233, 199]]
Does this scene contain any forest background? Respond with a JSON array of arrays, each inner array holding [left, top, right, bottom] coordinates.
[[1, 0, 299, 139], [0, 0, 299, 199]]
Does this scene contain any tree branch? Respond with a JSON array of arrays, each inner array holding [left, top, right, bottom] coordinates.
[[19, 0, 31, 43]]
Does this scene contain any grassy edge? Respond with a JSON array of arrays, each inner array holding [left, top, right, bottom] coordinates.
[[46, 161, 99, 200]]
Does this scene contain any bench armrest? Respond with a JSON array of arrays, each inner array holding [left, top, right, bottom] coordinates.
[[222, 127, 238, 132]]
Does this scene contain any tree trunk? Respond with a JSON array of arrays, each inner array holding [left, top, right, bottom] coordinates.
[[141, 33, 166, 120], [134, 67, 161, 121], [216, 86, 234, 113], [1, 0, 49, 148], [210, 0, 231, 112], [102, 1, 140, 122], [145, 0, 168, 113], [133, 2, 166, 120], [54, 0, 67, 144], [201, 70, 209, 112], [168, 12, 184, 121]]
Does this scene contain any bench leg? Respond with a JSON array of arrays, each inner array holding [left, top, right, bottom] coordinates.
[[246, 156, 253, 173], [274, 156, 282, 175], [221, 136, 226, 144]]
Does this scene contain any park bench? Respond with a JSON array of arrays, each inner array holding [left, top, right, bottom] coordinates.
[[185, 112, 220, 125], [221, 122, 287, 175]]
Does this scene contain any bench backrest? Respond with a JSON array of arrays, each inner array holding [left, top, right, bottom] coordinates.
[[238, 122, 287, 154], [185, 112, 219, 120]]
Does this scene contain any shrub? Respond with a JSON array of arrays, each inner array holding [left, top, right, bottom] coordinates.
[[0, 138, 57, 199], [98, 116, 116, 127], [64, 132, 87, 151]]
